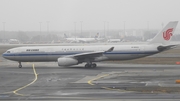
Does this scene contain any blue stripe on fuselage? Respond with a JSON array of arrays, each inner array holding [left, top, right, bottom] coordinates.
[[2, 51, 158, 57]]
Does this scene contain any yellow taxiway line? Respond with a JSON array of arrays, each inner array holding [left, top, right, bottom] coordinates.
[[87, 74, 109, 85], [12, 63, 38, 96], [87, 73, 128, 92]]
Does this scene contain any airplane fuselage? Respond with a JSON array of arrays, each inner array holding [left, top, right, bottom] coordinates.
[[2, 44, 159, 62]]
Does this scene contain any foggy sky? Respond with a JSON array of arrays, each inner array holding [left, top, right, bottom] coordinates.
[[1, 0, 180, 31]]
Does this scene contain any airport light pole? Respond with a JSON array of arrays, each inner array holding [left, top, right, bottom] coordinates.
[[39, 22, 42, 42], [80, 21, 83, 36], [39, 22, 42, 34], [2, 22, 5, 42], [3, 22, 5, 31], [107, 22, 109, 35], [147, 21, 149, 32], [124, 21, 126, 35], [74, 22, 76, 34], [47, 21, 49, 34], [104, 21, 106, 38]]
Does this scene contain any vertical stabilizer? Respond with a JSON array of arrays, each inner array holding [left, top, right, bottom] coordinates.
[[149, 21, 178, 45], [95, 33, 100, 38], [64, 33, 68, 38]]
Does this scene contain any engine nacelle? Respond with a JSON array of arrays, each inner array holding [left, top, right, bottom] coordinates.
[[57, 57, 78, 66]]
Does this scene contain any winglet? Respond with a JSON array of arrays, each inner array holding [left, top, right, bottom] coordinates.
[[106, 47, 114, 52]]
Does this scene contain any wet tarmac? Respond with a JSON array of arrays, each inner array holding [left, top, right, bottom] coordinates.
[[1, 57, 180, 100]]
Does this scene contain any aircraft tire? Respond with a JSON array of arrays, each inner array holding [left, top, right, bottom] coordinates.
[[91, 63, 97, 68], [19, 65, 22, 68], [18, 62, 22, 68], [85, 64, 90, 68], [85, 63, 96, 68]]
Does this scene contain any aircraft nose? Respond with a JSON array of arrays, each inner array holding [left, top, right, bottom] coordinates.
[[2, 51, 16, 61], [2, 52, 6, 58], [2, 52, 8, 59]]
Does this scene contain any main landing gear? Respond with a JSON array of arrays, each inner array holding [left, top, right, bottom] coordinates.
[[84, 63, 97, 68], [18, 62, 22, 68]]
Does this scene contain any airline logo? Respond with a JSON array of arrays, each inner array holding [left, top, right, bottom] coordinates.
[[163, 28, 173, 40]]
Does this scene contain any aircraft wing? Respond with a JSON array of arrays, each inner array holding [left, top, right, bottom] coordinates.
[[63, 47, 114, 60]]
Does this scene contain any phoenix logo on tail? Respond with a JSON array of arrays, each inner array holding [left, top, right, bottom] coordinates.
[[163, 28, 173, 40]]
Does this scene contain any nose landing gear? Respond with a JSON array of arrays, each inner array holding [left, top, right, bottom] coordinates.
[[18, 62, 22, 68]]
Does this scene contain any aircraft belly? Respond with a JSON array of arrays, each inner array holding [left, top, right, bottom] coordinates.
[[105, 54, 149, 60], [47, 55, 62, 61], [17, 54, 151, 62]]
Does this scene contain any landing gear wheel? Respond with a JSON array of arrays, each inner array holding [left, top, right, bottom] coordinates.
[[19, 64, 22, 68], [18, 62, 22, 68], [91, 63, 97, 68], [85, 64, 90, 68], [84, 63, 97, 68]]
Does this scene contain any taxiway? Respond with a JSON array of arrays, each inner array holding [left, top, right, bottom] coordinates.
[[1, 57, 180, 100]]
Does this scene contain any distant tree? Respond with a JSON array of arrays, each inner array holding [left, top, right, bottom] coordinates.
[[143, 30, 156, 41], [45, 34, 59, 42], [17, 31, 29, 42], [31, 35, 41, 42]]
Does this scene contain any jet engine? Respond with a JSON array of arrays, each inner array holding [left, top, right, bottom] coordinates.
[[57, 57, 78, 66]]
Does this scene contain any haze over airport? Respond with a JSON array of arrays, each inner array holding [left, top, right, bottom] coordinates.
[[1, 1, 180, 100], [1, 0, 180, 31]]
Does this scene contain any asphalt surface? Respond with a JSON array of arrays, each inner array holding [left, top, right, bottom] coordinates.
[[1, 57, 180, 100]]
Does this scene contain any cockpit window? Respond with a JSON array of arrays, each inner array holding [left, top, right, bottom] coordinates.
[[7, 51, 10, 53]]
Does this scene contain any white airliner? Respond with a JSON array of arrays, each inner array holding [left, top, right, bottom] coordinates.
[[2, 21, 178, 68], [64, 33, 100, 43], [107, 38, 121, 43]]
